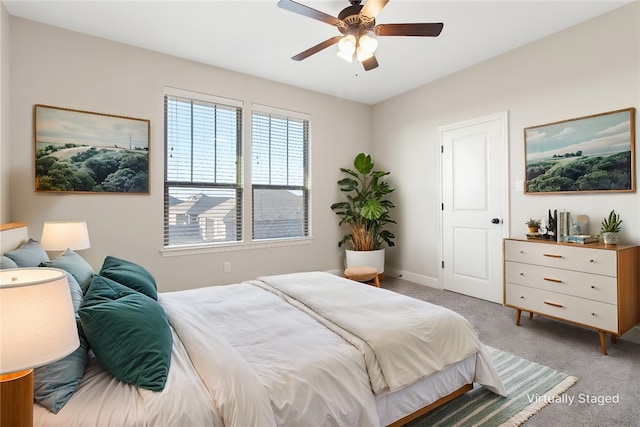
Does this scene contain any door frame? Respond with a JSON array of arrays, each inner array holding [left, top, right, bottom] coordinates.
[[437, 111, 510, 291]]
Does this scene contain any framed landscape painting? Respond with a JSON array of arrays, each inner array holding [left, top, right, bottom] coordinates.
[[524, 107, 636, 194], [34, 104, 150, 194]]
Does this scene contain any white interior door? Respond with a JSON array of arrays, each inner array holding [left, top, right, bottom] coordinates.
[[439, 112, 508, 303]]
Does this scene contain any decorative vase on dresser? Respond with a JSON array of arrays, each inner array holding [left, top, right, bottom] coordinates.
[[503, 238, 639, 355]]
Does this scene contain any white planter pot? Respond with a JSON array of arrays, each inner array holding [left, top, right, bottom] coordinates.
[[345, 249, 385, 274], [602, 232, 618, 245]]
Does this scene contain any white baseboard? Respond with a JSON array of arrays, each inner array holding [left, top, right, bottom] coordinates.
[[384, 268, 440, 289], [620, 325, 640, 344]]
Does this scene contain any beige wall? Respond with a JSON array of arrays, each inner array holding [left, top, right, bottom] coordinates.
[[0, 3, 9, 223], [8, 18, 370, 291], [6, 3, 639, 293], [372, 3, 640, 285]]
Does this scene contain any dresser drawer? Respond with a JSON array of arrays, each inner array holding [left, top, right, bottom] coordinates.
[[505, 283, 618, 332], [505, 261, 618, 304], [504, 240, 617, 277]]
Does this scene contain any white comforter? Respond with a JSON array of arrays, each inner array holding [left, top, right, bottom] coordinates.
[[34, 271, 505, 427], [254, 272, 506, 396], [161, 281, 380, 427]]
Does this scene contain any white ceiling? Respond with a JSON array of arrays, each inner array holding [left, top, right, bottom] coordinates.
[[3, 0, 633, 105]]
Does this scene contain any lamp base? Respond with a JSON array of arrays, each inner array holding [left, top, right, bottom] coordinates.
[[1, 369, 33, 427]]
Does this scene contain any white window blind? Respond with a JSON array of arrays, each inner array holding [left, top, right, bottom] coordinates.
[[251, 106, 310, 241], [164, 90, 242, 247]]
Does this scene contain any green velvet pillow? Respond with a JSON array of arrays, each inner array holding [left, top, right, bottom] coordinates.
[[41, 250, 95, 293], [4, 239, 49, 267], [99, 256, 157, 300], [78, 275, 172, 391]]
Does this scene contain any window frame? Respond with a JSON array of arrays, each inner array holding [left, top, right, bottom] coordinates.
[[163, 87, 243, 251], [251, 104, 311, 243], [161, 91, 312, 257]]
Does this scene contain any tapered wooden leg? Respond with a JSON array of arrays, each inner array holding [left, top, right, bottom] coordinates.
[[598, 331, 608, 355], [611, 335, 617, 344], [529, 312, 534, 320], [515, 309, 522, 326], [1, 369, 34, 427]]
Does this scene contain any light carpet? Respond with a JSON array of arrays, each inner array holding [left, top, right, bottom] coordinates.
[[409, 346, 578, 427]]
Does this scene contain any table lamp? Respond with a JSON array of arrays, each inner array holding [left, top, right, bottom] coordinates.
[[0, 268, 79, 427], [40, 221, 91, 254]]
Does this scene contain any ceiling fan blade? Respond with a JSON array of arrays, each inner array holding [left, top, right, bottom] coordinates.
[[277, 0, 342, 26], [360, 0, 389, 19], [362, 55, 379, 71], [291, 36, 343, 61], [375, 23, 444, 37]]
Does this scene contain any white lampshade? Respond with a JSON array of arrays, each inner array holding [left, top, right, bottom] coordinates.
[[0, 268, 79, 374], [40, 221, 91, 251]]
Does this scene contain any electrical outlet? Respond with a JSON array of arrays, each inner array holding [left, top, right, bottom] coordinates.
[[223, 261, 231, 273]]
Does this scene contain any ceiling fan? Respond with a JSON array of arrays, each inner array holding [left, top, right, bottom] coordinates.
[[277, 0, 444, 71]]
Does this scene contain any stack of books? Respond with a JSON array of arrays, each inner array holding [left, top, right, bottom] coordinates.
[[565, 235, 599, 244]]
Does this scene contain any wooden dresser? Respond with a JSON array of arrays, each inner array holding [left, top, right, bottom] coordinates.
[[503, 238, 639, 354]]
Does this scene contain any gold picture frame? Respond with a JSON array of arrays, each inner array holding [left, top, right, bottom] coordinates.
[[34, 104, 150, 194], [524, 107, 635, 194]]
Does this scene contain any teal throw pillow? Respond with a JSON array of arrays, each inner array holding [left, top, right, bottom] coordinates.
[[4, 239, 49, 267], [78, 275, 172, 391], [99, 256, 157, 300], [41, 250, 95, 293]]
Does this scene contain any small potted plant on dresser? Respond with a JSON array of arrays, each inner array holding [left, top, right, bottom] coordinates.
[[525, 218, 541, 234], [600, 209, 622, 245]]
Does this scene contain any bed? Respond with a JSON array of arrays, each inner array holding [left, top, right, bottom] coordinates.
[[1, 222, 506, 426]]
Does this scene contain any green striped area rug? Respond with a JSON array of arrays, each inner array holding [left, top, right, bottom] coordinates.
[[409, 346, 578, 427]]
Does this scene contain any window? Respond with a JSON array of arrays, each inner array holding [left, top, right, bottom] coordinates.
[[251, 105, 310, 241], [164, 89, 242, 248]]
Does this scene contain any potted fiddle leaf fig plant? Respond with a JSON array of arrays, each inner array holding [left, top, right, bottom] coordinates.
[[600, 209, 622, 245], [330, 152, 396, 274]]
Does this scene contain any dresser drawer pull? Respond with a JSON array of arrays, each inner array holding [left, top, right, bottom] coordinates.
[[543, 277, 563, 283], [544, 301, 564, 308], [543, 253, 563, 258]]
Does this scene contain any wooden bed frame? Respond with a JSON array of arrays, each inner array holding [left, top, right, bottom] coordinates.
[[1, 221, 472, 426], [390, 383, 473, 426]]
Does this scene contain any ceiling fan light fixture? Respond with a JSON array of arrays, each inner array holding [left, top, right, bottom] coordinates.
[[356, 33, 377, 62], [279, 0, 444, 71], [356, 48, 373, 63], [358, 33, 378, 54], [337, 49, 354, 63], [337, 34, 357, 62]]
